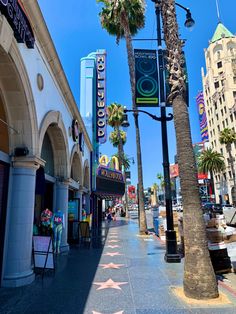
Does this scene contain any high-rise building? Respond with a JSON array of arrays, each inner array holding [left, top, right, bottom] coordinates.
[[201, 22, 236, 204]]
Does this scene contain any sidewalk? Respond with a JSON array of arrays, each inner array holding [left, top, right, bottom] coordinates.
[[1, 218, 236, 313]]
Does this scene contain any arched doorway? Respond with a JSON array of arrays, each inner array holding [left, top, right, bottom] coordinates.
[[67, 149, 83, 243], [37, 112, 69, 245], [0, 38, 37, 286]]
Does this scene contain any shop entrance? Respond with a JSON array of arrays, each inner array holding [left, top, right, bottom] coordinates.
[[0, 161, 9, 283], [68, 190, 80, 244]]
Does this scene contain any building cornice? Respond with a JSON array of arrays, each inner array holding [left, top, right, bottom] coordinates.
[[20, 0, 93, 152]]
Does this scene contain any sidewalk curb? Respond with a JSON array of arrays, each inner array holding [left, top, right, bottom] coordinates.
[[219, 280, 236, 298]]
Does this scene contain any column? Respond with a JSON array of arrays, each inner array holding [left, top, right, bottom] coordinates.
[[2, 157, 42, 287], [55, 181, 69, 252], [74, 190, 82, 220]]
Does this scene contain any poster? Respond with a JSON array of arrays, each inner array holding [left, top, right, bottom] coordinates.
[[33, 236, 54, 269]]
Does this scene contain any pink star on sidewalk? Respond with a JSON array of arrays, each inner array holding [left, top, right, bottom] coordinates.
[[108, 240, 119, 243], [106, 245, 120, 248], [93, 278, 128, 290], [92, 311, 123, 314], [99, 262, 124, 269], [109, 235, 118, 238], [104, 252, 123, 257]]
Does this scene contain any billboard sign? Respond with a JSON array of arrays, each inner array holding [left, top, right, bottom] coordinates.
[[134, 49, 159, 107], [196, 91, 209, 142]]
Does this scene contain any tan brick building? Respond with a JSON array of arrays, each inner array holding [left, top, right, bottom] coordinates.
[[202, 23, 236, 204]]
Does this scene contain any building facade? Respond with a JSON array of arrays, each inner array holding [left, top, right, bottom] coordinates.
[[0, 1, 92, 287], [201, 22, 236, 204]]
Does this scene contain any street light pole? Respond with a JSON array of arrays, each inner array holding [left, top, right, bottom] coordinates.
[[152, 0, 181, 262]]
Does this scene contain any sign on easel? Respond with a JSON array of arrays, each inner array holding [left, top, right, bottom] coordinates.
[[33, 236, 55, 270]]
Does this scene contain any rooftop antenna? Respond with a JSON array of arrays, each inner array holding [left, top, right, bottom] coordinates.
[[215, 0, 221, 22]]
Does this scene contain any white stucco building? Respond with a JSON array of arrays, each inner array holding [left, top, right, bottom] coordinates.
[[0, 1, 92, 287]]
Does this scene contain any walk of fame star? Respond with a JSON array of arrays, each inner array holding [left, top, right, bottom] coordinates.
[[104, 252, 123, 256], [109, 235, 118, 238], [93, 278, 128, 290], [106, 245, 120, 248], [92, 311, 123, 314], [99, 262, 124, 269], [108, 240, 119, 243]]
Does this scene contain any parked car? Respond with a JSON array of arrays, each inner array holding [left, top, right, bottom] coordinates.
[[202, 202, 223, 215]]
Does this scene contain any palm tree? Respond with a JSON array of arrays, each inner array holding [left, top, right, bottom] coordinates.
[[198, 148, 225, 200], [161, 0, 219, 299], [219, 128, 236, 204], [107, 102, 125, 170], [157, 173, 165, 203], [97, 0, 147, 234], [151, 183, 159, 207]]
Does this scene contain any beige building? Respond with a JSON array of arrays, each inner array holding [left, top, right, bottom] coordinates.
[[202, 22, 236, 204]]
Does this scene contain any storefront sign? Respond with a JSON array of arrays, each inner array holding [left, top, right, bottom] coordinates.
[[72, 119, 79, 143], [96, 53, 107, 144], [97, 166, 124, 182], [0, 0, 35, 48], [79, 132, 84, 154]]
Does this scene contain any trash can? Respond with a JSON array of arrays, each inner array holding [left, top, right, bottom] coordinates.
[[152, 207, 159, 235]]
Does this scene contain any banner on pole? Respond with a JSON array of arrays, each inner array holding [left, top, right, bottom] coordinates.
[[134, 49, 159, 107]]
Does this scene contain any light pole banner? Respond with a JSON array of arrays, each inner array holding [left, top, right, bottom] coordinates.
[[134, 49, 159, 107], [196, 91, 209, 142]]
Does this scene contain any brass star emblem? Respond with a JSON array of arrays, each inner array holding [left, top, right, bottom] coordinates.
[[104, 252, 123, 257], [93, 278, 128, 290], [99, 262, 124, 269]]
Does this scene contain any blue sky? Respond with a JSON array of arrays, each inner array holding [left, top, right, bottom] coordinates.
[[38, 0, 236, 189]]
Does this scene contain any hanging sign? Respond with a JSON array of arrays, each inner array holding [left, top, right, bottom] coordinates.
[[134, 49, 159, 107], [96, 52, 107, 144], [0, 0, 35, 48]]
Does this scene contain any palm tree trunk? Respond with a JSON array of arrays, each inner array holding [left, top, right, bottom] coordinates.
[[121, 10, 147, 234], [228, 146, 236, 204], [161, 0, 218, 299]]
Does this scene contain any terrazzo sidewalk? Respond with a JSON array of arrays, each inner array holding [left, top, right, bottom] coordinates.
[[1, 218, 236, 314]]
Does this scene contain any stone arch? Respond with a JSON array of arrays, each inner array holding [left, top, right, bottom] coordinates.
[[0, 39, 37, 156], [70, 144, 83, 184], [83, 159, 90, 190], [39, 111, 69, 178]]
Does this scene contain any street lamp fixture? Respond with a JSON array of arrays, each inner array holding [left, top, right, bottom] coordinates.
[[175, 3, 195, 29]]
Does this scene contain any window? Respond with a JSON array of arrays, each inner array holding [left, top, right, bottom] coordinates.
[[221, 80, 224, 86], [219, 97, 222, 105], [230, 114, 233, 122], [218, 125, 220, 132], [229, 171, 232, 178], [222, 120, 225, 128], [217, 61, 222, 68], [222, 94, 225, 101], [233, 91, 236, 100], [224, 107, 227, 113], [216, 113, 219, 120], [220, 148, 223, 154], [233, 77, 236, 84], [214, 81, 220, 89], [214, 102, 217, 110]]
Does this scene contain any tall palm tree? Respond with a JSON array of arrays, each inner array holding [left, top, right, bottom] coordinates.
[[97, 0, 147, 234], [161, 0, 219, 299], [219, 128, 236, 204], [198, 148, 225, 199], [151, 183, 159, 206], [157, 173, 165, 203], [107, 102, 125, 170]]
